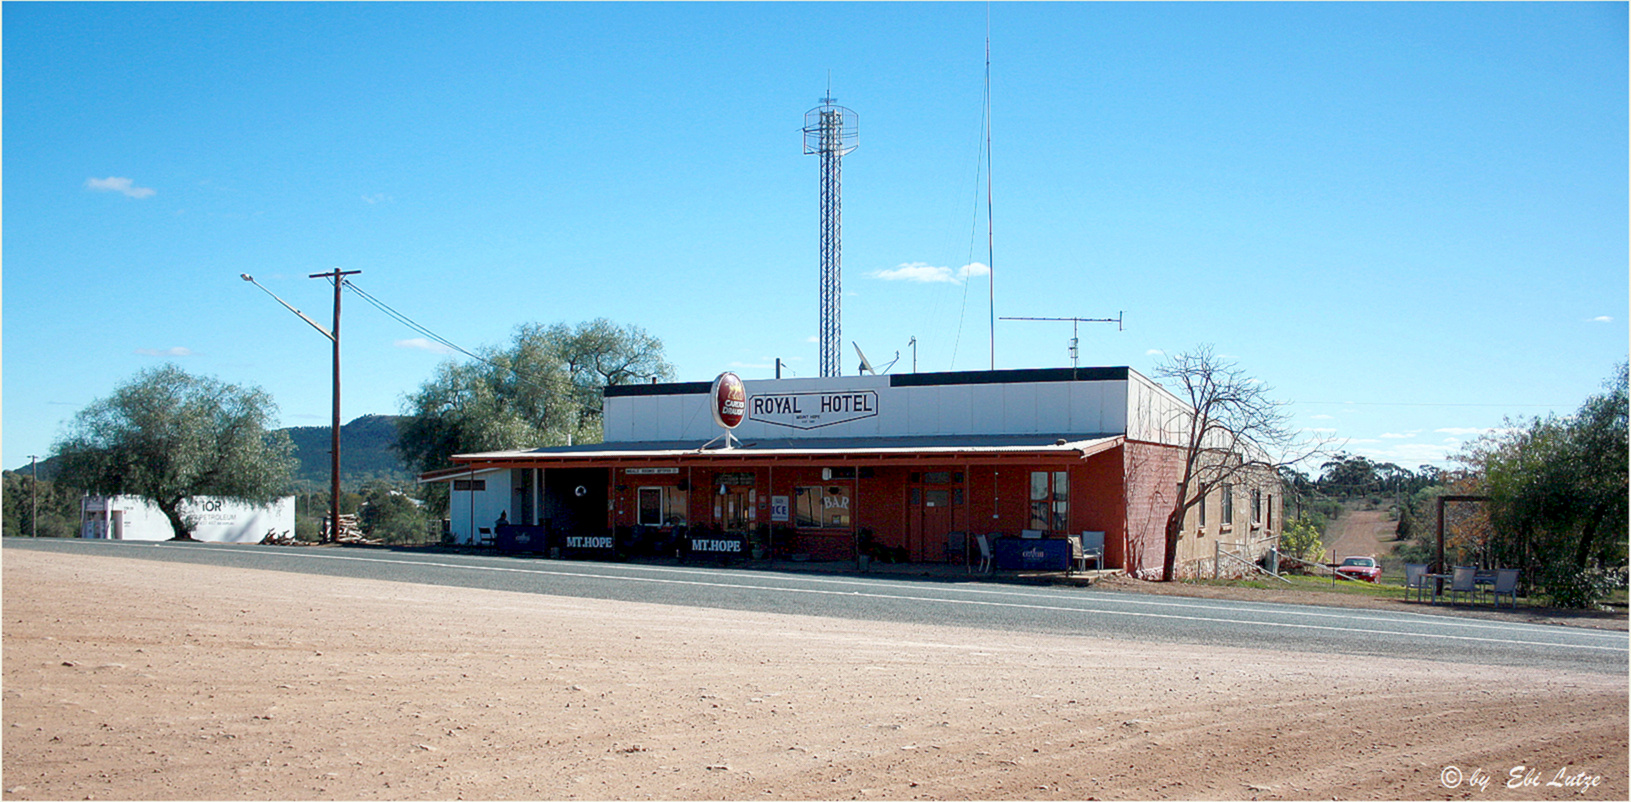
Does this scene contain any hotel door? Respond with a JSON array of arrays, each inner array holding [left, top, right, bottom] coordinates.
[[719, 488, 752, 531], [907, 486, 958, 563]]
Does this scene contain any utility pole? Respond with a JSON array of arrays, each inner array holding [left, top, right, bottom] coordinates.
[[311, 269, 361, 543], [242, 270, 359, 544], [28, 454, 38, 538]]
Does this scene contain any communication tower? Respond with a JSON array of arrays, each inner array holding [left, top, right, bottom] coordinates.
[[804, 95, 857, 377]]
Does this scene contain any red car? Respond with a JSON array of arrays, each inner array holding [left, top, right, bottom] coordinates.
[[1335, 556, 1382, 582]]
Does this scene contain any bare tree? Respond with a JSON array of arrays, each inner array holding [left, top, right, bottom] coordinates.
[[1153, 346, 1321, 581]]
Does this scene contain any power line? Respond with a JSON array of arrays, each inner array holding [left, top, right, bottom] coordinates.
[[1291, 401, 1572, 408], [340, 280, 555, 392], [341, 280, 479, 362]]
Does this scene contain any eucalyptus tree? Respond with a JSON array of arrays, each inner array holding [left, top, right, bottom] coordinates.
[[395, 319, 675, 476], [1469, 362, 1628, 574], [52, 365, 297, 540]]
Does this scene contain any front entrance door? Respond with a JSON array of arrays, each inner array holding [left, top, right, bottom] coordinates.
[[907, 486, 959, 563], [719, 488, 751, 531]]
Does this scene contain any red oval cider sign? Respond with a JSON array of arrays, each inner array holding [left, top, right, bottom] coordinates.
[[712, 372, 747, 429]]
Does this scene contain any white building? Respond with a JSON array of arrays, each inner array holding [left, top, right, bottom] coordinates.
[[81, 495, 296, 543]]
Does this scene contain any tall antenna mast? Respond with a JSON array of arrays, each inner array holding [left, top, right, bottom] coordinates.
[[804, 92, 858, 378], [985, 15, 996, 370]]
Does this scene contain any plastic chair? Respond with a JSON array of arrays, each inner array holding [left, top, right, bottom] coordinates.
[[974, 533, 994, 574], [1069, 531, 1104, 575], [1449, 565, 1478, 604], [1489, 568, 1521, 608], [1404, 563, 1430, 602]]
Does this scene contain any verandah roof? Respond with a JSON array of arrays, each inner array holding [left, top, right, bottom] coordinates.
[[419, 434, 1125, 482]]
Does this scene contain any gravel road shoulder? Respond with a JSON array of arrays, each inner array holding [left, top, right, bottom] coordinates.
[[5, 550, 1625, 800]]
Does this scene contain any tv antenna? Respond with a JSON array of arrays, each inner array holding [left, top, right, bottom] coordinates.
[[999, 313, 1124, 368]]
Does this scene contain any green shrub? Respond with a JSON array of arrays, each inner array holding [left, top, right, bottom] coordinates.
[[1541, 566, 1615, 610], [1279, 517, 1324, 561]]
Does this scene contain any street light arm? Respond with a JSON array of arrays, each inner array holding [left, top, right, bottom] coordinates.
[[241, 274, 335, 341]]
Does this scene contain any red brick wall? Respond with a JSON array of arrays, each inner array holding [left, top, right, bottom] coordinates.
[[1121, 440, 1186, 579]]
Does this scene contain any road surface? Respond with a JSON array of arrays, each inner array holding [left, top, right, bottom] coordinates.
[[7, 537, 1624, 675]]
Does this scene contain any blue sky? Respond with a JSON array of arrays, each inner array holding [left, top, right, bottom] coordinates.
[[5, 2, 1626, 474]]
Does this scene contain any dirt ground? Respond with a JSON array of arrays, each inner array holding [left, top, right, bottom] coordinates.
[[4, 550, 1626, 801]]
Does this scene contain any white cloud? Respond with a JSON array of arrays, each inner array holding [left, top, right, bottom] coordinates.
[[86, 176, 156, 198], [1304, 427, 1339, 434], [871, 261, 989, 284], [134, 346, 194, 357], [873, 262, 955, 283], [1588, 315, 1613, 323], [1353, 442, 1463, 465], [1434, 427, 1490, 436], [395, 338, 456, 354], [1309, 414, 1335, 420], [362, 193, 393, 204], [1145, 349, 1165, 357], [1379, 432, 1416, 439]]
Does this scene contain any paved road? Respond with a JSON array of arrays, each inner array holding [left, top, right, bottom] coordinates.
[[8, 537, 1626, 674]]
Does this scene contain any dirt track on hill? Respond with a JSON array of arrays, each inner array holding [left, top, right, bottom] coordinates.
[[4, 550, 1626, 800], [1324, 507, 1398, 562]]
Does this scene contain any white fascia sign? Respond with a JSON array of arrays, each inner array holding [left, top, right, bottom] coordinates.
[[749, 390, 879, 430]]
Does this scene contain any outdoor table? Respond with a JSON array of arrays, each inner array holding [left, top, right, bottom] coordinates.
[[1425, 571, 1497, 604], [1424, 573, 1450, 603]]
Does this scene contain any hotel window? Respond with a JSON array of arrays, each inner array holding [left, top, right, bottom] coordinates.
[[1221, 484, 1234, 526], [1198, 490, 1207, 527], [1028, 471, 1069, 533], [1251, 489, 1263, 526], [637, 486, 687, 527], [794, 486, 851, 528]]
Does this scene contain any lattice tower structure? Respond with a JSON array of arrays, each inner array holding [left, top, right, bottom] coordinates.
[[804, 97, 857, 377]]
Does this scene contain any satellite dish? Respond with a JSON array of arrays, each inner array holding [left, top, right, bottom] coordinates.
[[854, 342, 876, 375]]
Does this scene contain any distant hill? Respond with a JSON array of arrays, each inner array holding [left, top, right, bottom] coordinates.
[[11, 414, 415, 490], [283, 414, 415, 488]]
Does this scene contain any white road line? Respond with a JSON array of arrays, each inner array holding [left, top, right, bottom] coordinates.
[[152, 544, 1630, 654], [246, 546, 1626, 642]]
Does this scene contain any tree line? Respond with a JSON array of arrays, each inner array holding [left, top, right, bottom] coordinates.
[[11, 319, 672, 542]]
